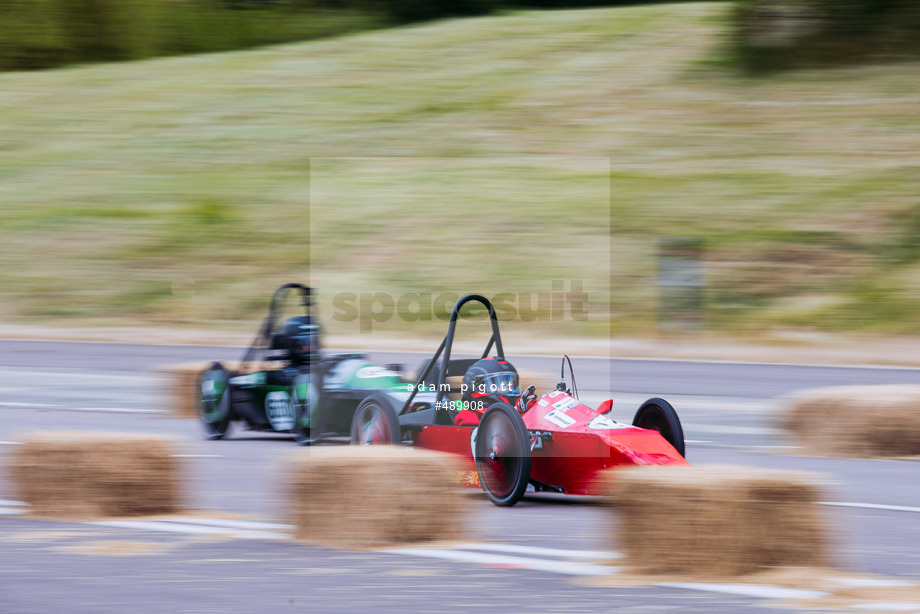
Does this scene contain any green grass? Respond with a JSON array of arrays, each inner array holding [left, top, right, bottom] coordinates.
[[2, 3, 920, 339]]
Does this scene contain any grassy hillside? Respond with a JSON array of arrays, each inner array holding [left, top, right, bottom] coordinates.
[[2, 3, 920, 341]]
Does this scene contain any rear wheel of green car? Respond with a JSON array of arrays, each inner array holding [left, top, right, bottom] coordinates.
[[291, 371, 323, 445], [350, 393, 400, 445], [198, 362, 232, 440]]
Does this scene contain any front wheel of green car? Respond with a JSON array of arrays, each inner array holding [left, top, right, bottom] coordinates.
[[198, 362, 232, 440], [291, 371, 323, 445]]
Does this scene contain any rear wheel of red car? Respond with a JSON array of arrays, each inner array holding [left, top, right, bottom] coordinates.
[[350, 393, 400, 445], [475, 402, 531, 507], [632, 398, 685, 457]]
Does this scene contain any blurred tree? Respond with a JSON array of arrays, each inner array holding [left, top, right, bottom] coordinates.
[[734, 0, 920, 70]]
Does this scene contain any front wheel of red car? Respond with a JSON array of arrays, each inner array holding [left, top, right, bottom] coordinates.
[[475, 402, 531, 507], [632, 398, 685, 458], [350, 393, 400, 445]]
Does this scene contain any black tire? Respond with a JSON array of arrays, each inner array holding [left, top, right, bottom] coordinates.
[[475, 402, 531, 507], [291, 371, 323, 445], [350, 392, 401, 445], [632, 398, 685, 458], [198, 362, 232, 440]]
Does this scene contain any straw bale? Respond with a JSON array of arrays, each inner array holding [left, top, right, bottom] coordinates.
[[606, 464, 831, 576], [517, 369, 557, 396], [780, 385, 920, 457], [10, 432, 182, 519], [287, 446, 468, 549], [157, 360, 279, 419]]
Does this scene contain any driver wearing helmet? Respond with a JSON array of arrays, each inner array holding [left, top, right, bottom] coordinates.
[[282, 316, 321, 366], [452, 357, 536, 426]]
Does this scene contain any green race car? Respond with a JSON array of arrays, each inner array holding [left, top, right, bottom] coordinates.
[[197, 283, 448, 444]]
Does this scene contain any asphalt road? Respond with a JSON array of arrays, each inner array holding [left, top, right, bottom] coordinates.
[[4, 338, 920, 397], [2, 339, 920, 613]]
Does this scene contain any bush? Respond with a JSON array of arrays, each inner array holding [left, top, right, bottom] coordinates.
[[734, 0, 920, 71], [0, 0, 383, 72]]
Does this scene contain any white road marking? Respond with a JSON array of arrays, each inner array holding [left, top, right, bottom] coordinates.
[[164, 517, 294, 531], [0, 338, 244, 349], [656, 582, 828, 600], [62, 407, 163, 414], [88, 520, 290, 540], [827, 577, 914, 588], [595, 355, 920, 371], [680, 423, 781, 436], [170, 454, 225, 458], [0, 402, 162, 414], [4, 508, 916, 610], [0, 500, 30, 514], [0, 402, 58, 409], [0, 368, 152, 383], [606, 393, 772, 414], [382, 547, 618, 576], [819, 502, 920, 514], [688, 442, 804, 450], [0, 441, 24, 445], [451, 542, 622, 560], [2, 512, 290, 539]]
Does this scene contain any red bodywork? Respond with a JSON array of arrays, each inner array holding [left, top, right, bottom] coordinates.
[[413, 390, 688, 496]]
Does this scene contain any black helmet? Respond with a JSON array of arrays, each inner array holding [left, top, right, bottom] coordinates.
[[283, 316, 321, 364], [462, 357, 520, 404]]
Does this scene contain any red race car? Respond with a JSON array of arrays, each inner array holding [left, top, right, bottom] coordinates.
[[349, 294, 688, 506]]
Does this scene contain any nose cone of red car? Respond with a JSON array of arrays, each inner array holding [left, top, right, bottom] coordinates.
[[524, 391, 688, 465]]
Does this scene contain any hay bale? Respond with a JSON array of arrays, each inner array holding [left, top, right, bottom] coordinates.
[[156, 361, 216, 420], [10, 432, 182, 519], [287, 446, 468, 549], [517, 368, 557, 396], [157, 360, 265, 419], [780, 385, 920, 457], [606, 465, 831, 577]]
